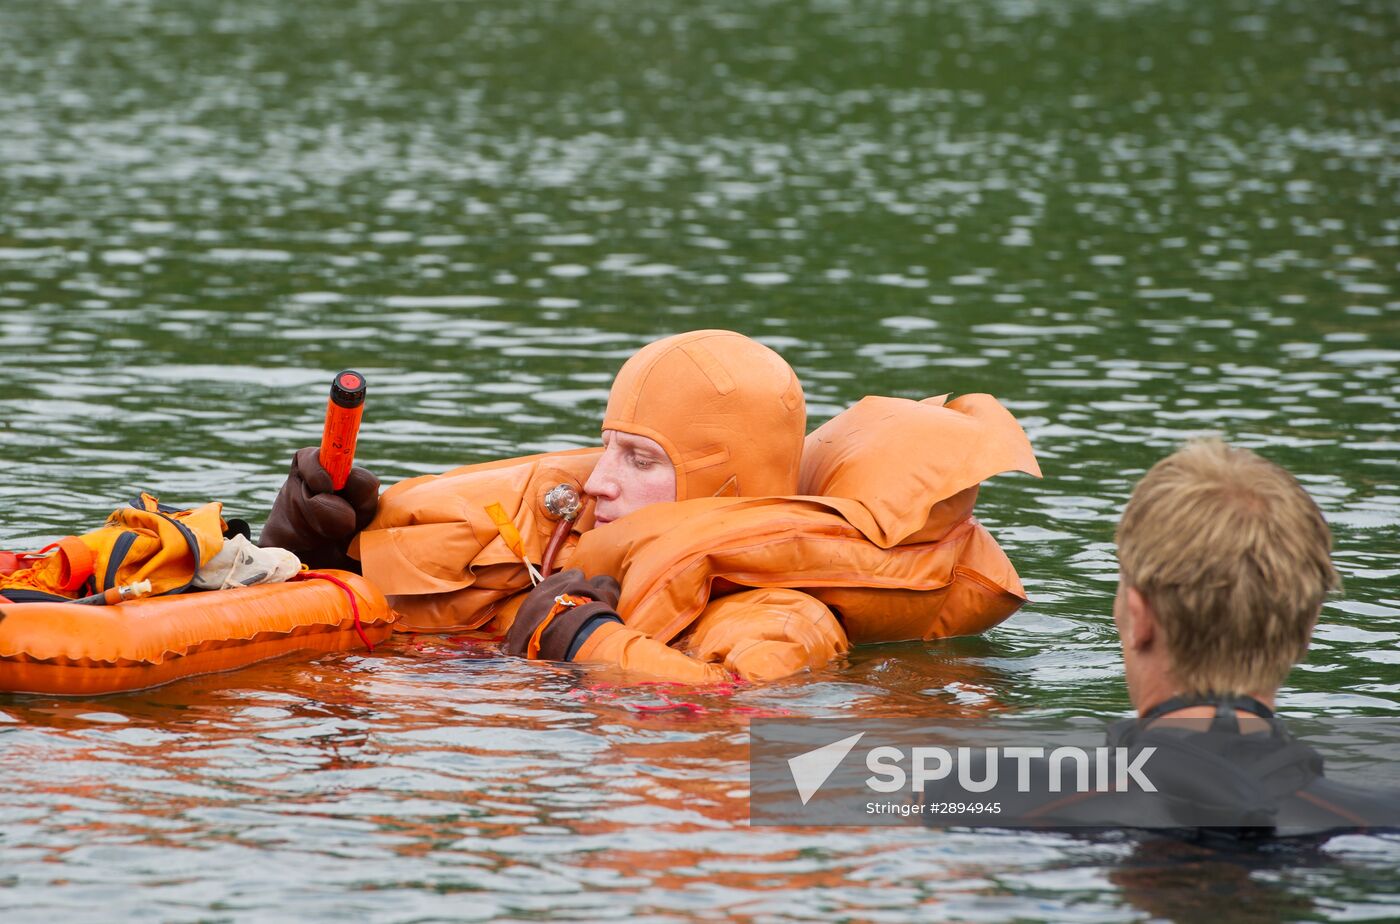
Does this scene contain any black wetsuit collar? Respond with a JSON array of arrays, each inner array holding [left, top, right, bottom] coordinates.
[[1141, 693, 1275, 732]]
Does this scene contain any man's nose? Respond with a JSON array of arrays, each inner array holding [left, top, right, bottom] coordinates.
[[583, 461, 618, 499]]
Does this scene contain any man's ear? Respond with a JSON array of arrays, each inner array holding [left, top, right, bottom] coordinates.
[[1301, 607, 1320, 652], [1124, 586, 1157, 653]]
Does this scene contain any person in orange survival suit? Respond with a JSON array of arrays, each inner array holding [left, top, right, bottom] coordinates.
[[261, 329, 1041, 683], [500, 329, 838, 682]]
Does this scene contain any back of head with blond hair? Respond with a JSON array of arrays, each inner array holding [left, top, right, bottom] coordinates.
[[1116, 439, 1341, 697]]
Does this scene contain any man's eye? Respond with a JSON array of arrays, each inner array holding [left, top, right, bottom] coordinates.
[[632, 456, 653, 469]]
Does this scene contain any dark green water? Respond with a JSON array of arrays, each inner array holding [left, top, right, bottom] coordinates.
[[1, 0, 1397, 920]]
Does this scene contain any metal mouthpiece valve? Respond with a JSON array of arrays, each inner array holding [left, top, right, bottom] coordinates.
[[544, 483, 582, 521]]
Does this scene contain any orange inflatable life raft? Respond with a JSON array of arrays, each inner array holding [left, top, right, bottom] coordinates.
[[0, 571, 393, 697]]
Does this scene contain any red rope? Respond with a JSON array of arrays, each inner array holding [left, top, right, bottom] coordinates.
[[292, 571, 374, 652]]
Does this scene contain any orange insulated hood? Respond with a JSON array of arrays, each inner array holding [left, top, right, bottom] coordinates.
[[602, 330, 806, 500]]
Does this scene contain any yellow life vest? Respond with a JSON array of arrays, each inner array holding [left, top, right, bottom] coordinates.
[[0, 493, 227, 602]]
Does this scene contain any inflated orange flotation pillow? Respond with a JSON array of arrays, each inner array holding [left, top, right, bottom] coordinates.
[[0, 570, 394, 696]]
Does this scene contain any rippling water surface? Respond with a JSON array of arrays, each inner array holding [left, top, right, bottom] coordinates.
[[2, 0, 1398, 919]]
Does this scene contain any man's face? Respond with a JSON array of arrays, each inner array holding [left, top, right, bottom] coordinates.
[[583, 429, 677, 527]]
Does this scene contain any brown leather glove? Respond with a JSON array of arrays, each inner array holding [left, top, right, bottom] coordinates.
[[259, 447, 380, 571], [504, 568, 623, 661]]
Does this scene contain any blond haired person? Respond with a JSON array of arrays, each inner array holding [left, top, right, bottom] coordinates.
[[1066, 440, 1391, 838], [1114, 437, 1339, 722], [925, 440, 1397, 838]]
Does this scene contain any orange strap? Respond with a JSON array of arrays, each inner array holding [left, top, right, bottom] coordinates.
[[527, 593, 590, 660], [484, 502, 526, 559], [56, 537, 95, 593], [485, 502, 543, 584], [20, 537, 96, 593]]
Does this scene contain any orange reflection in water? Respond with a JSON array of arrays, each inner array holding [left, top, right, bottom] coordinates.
[[0, 633, 1137, 920]]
